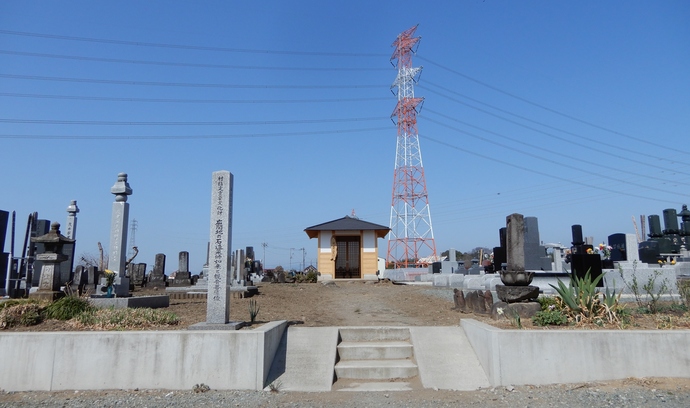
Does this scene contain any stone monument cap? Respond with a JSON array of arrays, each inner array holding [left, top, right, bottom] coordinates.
[[111, 172, 133, 202], [30, 222, 75, 253], [66, 200, 79, 214]]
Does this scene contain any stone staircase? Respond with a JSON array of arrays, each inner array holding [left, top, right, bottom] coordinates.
[[333, 327, 420, 391]]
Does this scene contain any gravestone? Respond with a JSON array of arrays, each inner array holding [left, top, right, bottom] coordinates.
[[569, 225, 602, 287], [492, 227, 507, 273], [467, 258, 481, 275], [663, 208, 682, 252], [148, 253, 167, 287], [648, 214, 672, 253], [129, 262, 147, 287], [679, 204, 690, 246], [0, 210, 8, 294], [608, 233, 626, 262], [107, 173, 132, 295], [190, 170, 243, 330], [523, 217, 551, 270], [233, 249, 245, 284], [169, 251, 191, 286], [30, 219, 51, 287], [625, 234, 640, 262]]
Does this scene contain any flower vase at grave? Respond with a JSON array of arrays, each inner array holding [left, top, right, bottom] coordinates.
[[106, 285, 114, 298]]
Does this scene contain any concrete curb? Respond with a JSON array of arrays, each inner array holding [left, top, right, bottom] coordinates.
[[0, 320, 287, 392], [461, 318, 690, 386]]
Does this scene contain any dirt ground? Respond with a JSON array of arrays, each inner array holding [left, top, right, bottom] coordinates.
[[5, 279, 690, 331]]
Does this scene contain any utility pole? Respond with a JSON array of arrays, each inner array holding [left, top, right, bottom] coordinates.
[[262, 242, 267, 269], [289, 248, 294, 271], [300, 247, 306, 271]]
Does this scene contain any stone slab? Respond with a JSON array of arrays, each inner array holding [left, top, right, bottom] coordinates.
[[89, 295, 169, 309], [188, 321, 245, 330]]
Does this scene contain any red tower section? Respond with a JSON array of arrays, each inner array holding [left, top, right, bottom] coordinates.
[[386, 25, 437, 268]]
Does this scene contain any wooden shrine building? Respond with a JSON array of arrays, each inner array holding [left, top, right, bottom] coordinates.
[[304, 216, 390, 279]]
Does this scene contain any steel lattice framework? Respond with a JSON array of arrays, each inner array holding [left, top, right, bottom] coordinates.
[[386, 25, 437, 268]]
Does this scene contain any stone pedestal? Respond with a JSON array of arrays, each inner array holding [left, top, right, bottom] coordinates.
[[495, 284, 539, 303]]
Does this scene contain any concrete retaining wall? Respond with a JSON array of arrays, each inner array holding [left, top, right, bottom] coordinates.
[[461, 319, 690, 386], [0, 320, 287, 392]]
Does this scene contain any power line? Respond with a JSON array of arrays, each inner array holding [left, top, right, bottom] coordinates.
[[420, 82, 687, 168], [0, 49, 389, 71], [0, 29, 388, 57], [423, 108, 690, 184], [420, 119, 688, 199], [417, 55, 690, 156], [0, 126, 390, 140], [0, 116, 386, 126], [0, 92, 389, 104], [0, 73, 383, 90]]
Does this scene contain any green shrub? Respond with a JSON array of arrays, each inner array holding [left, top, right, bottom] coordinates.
[[44, 296, 94, 321], [550, 270, 622, 325], [532, 309, 568, 326], [248, 299, 260, 323], [679, 280, 690, 307], [537, 296, 561, 311]]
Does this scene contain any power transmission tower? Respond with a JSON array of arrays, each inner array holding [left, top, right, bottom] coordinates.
[[386, 25, 437, 268], [128, 219, 138, 259]]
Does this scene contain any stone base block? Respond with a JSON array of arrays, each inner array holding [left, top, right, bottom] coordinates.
[[188, 321, 245, 330], [496, 284, 539, 303], [491, 301, 541, 320], [28, 291, 64, 302], [89, 295, 170, 309]]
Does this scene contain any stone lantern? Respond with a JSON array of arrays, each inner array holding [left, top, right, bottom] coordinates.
[[29, 222, 75, 301]]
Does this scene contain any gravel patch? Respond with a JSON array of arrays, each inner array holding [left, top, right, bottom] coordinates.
[[3, 381, 690, 408]]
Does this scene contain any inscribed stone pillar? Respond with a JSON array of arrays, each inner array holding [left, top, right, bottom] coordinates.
[[506, 213, 525, 272], [61, 200, 79, 285], [207, 171, 233, 324]]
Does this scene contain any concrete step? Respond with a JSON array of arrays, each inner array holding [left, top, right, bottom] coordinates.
[[337, 341, 413, 360], [335, 359, 419, 380], [336, 381, 415, 392], [339, 327, 410, 342]]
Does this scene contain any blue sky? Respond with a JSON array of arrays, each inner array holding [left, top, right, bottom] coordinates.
[[1, 1, 689, 273]]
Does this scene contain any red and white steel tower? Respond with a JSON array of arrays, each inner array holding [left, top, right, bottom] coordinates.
[[386, 25, 437, 268]]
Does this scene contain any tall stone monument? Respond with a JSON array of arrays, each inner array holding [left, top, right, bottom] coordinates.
[[107, 173, 132, 296], [60, 200, 79, 285], [191, 170, 243, 329]]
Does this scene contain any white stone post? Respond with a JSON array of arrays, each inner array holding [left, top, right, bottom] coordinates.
[[206, 171, 233, 325]]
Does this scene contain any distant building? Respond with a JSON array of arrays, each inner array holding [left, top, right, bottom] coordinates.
[[304, 216, 390, 279]]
